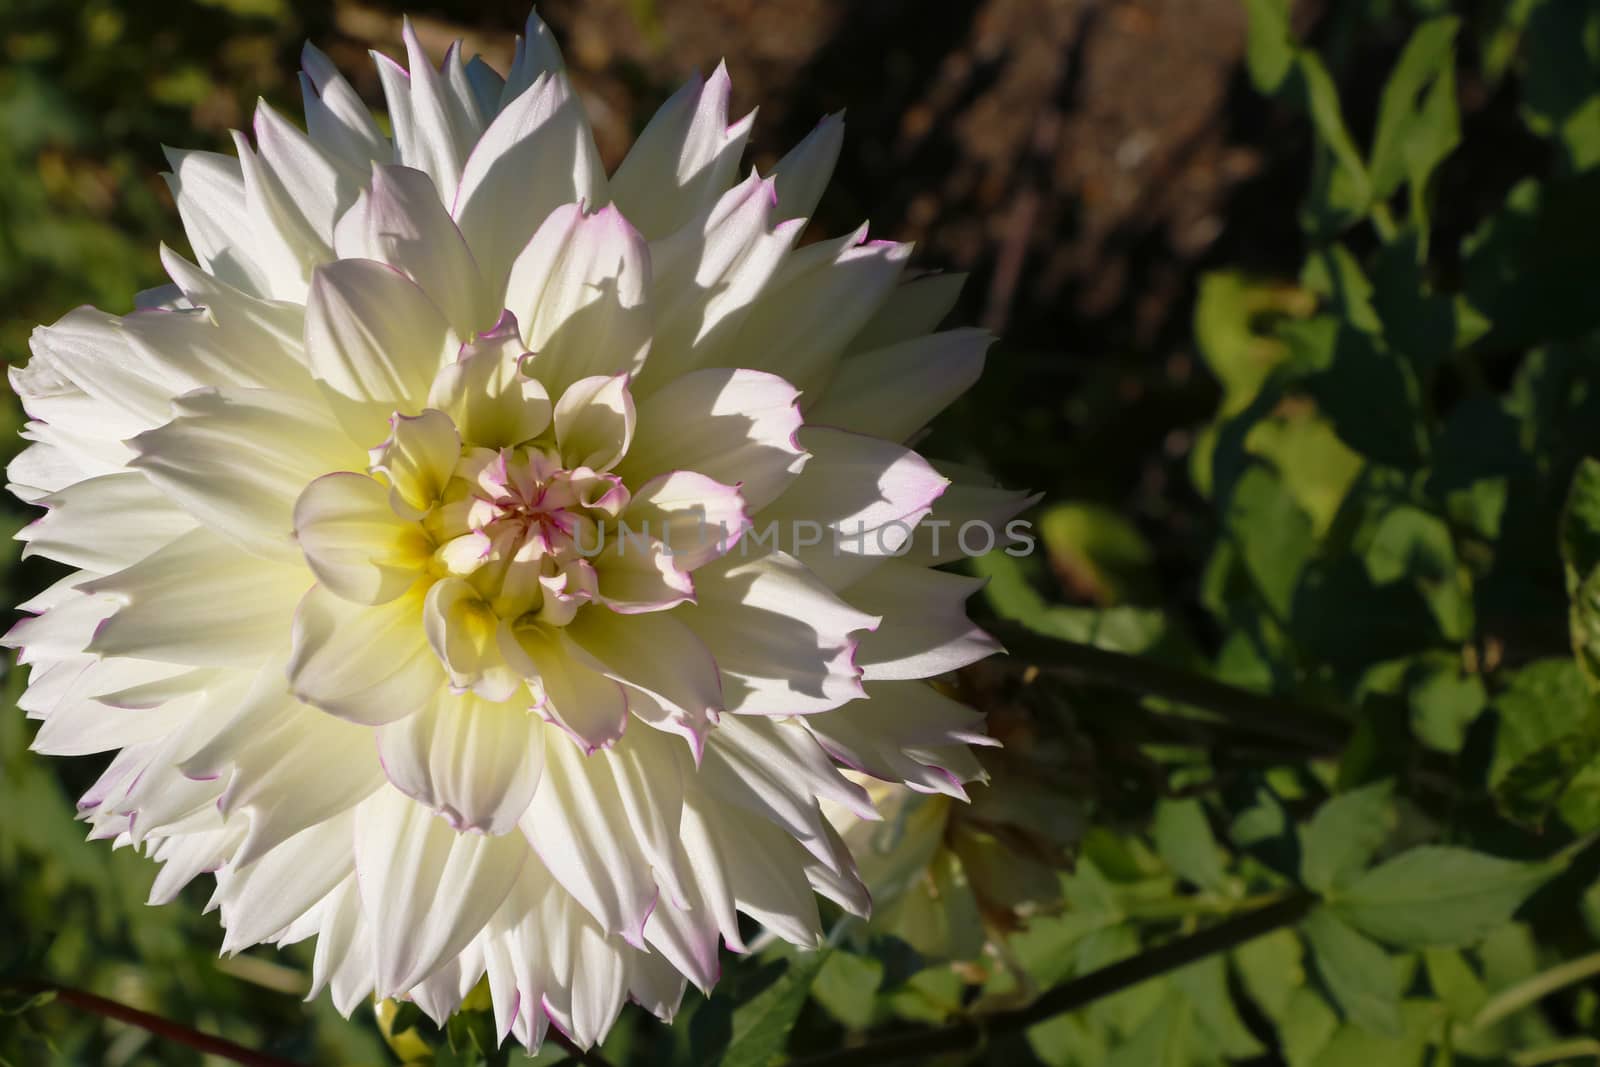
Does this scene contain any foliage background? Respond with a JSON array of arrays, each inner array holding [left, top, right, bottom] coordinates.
[[5, 0, 1600, 1064]]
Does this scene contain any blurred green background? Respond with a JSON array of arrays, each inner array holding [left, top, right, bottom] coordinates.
[[8, 0, 1600, 1065]]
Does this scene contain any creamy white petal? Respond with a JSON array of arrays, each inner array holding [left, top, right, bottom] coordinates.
[[85, 529, 307, 666], [300, 41, 391, 177], [129, 386, 361, 561], [509, 624, 628, 753], [356, 787, 527, 997], [760, 427, 949, 588], [377, 689, 544, 835], [332, 164, 496, 337], [552, 373, 635, 471], [294, 472, 431, 604], [731, 232, 911, 397], [19, 472, 197, 572], [772, 112, 844, 221], [304, 257, 454, 408], [287, 582, 445, 724], [844, 560, 1001, 680], [609, 64, 753, 241], [618, 368, 806, 511], [522, 734, 661, 946], [565, 610, 723, 734], [162, 149, 275, 297], [808, 329, 991, 442], [507, 205, 651, 395], [456, 72, 605, 290], [681, 549, 876, 715], [847, 271, 966, 353]]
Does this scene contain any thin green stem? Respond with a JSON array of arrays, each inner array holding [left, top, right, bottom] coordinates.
[[986, 622, 1350, 752], [1468, 949, 1600, 1033], [786, 892, 1317, 1067]]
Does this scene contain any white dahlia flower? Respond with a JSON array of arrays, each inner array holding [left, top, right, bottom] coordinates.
[[7, 10, 1028, 1049]]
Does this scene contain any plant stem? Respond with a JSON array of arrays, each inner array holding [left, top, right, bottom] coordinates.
[[786, 892, 1317, 1067], [1469, 949, 1600, 1033], [987, 622, 1350, 752], [9, 982, 303, 1067]]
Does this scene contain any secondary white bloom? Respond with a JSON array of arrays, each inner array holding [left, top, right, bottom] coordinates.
[[7, 10, 1030, 1049]]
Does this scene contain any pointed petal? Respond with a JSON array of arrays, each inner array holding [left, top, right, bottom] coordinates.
[[808, 329, 991, 442], [294, 472, 432, 604], [552, 373, 635, 471], [356, 788, 527, 996], [333, 164, 497, 337], [287, 582, 445, 724], [617, 368, 805, 512], [305, 257, 453, 408], [456, 72, 605, 290], [377, 689, 544, 834], [84, 529, 307, 667], [508, 206, 652, 396], [128, 386, 362, 561]]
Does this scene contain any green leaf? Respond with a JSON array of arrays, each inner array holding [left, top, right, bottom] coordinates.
[[1368, 18, 1461, 201], [1153, 798, 1230, 894], [1171, 955, 1267, 1058], [1235, 928, 1306, 1023], [810, 951, 883, 1031], [1299, 780, 1396, 894], [1036, 502, 1157, 605], [1422, 947, 1488, 1022], [1490, 659, 1600, 830], [1243, 0, 1296, 94], [1225, 462, 1315, 618], [1280, 987, 1340, 1067], [719, 950, 832, 1067], [1302, 909, 1406, 1037], [1329, 847, 1562, 948]]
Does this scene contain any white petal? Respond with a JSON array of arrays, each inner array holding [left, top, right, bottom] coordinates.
[[508, 205, 651, 395], [422, 577, 523, 700], [565, 610, 723, 734], [253, 98, 351, 251], [521, 734, 661, 945], [333, 164, 496, 337], [731, 233, 911, 397], [617, 368, 806, 511], [304, 257, 453, 409], [552, 373, 635, 471], [300, 41, 391, 177], [20, 472, 196, 572], [609, 64, 753, 240], [759, 427, 949, 588], [681, 549, 876, 715], [456, 72, 605, 290], [899, 468, 1039, 567], [294, 472, 431, 604], [129, 386, 362, 561], [84, 528, 307, 667], [287, 582, 445, 724], [622, 471, 748, 571], [427, 314, 551, 448], [377, 689, 544, 835], [848, 271, 966, 353], [772, 112, 844, 221], [355, 788, 527, 996], [215, 810, 357, 951], [508, 624, 628, 752], [844, 560, 1001, 680], [232, 129, 328, 300], [804, 680, 994, 799], [161, 149, 274, 297], [212, 667, 386, 867], [807, 329, 991, 442], [643, 172, 804, 384], [27, 306, 185, 434], [501, 8, 566, 103]]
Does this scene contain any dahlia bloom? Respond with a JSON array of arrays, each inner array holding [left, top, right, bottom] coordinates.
[[7, 11, 1028, 1048]]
